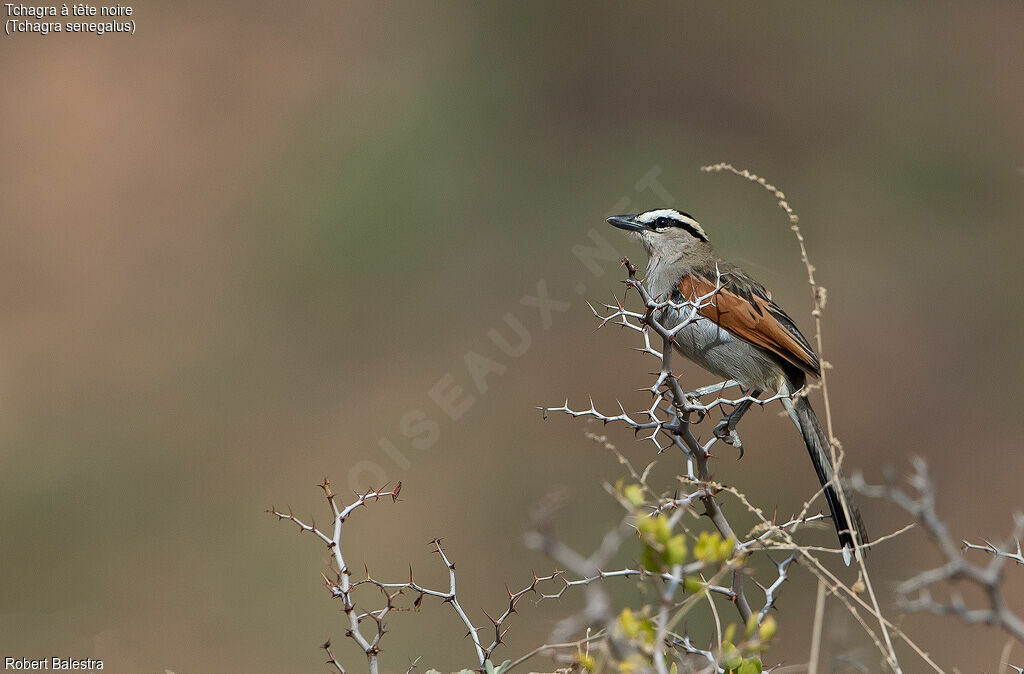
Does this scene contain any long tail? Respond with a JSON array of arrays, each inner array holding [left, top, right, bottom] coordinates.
[[787, 396, 868, 555]]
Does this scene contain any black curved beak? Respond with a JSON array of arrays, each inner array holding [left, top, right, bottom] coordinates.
[[608, 214, 643, 232]]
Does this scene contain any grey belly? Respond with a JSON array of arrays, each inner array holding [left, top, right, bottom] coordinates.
[[662, 309, 786, 392]]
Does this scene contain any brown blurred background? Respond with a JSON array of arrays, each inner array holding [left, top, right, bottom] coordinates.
[[2, 2, 1023, 671]]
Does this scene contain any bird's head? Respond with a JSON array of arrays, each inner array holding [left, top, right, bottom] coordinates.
[[607, 209, 709, 260]]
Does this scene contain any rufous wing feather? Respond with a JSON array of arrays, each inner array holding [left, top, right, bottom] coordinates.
[[678, 271, 821, 378]]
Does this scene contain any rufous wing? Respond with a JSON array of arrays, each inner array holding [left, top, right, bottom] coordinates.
[[678, 271, 821, 378]]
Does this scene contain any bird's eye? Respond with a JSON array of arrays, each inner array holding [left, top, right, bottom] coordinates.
[[655, 217, 672, 229]]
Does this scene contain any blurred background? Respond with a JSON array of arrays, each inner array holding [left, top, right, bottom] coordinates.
[[2, 2, 1023, 671]]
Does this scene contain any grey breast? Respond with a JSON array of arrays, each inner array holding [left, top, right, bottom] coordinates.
[[655, 293, 786, 392]]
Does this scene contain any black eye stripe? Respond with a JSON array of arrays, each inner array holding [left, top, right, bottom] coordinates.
[[681, 221, 708, 241], [656, 217, 707, 242], [640, 210, 708, 241]]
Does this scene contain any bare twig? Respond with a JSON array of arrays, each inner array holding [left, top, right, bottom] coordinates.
[[808, 578, 827, 674], [269, 480, 401, 674], [854, 459, 1024, 644]]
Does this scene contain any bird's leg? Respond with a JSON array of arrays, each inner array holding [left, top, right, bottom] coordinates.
[[714, 388, 762, 456]]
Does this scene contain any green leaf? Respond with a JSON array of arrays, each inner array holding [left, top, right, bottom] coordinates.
[[623, 483, 645, 507], [641, 546, 661, 573], [737, 658, 763, 674], [758, 615, 777, 642], [694, 531, 736, 563], [683, 575, 704, 594], [664, 534, 688, 565], [720, 640, 742, 669], [618, 608, 642, 638]]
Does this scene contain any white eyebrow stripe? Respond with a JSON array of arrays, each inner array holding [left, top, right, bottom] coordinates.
[[635, 209, 681, 224]]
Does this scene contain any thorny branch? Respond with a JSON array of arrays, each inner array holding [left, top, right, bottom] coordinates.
[[269, 481, 402, 674], [269, 268, 936, 673], [853, 458, 1024, 644], [271, 479, 543, 672], [544, 257, 796, 632], [271, 471, 788, 673], [539, 254, 954, 673]]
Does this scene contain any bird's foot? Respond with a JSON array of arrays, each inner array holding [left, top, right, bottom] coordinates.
[[713, 419, 744, 458]]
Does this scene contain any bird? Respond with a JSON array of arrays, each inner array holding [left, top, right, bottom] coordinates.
[[608, 208, 867, 559]]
